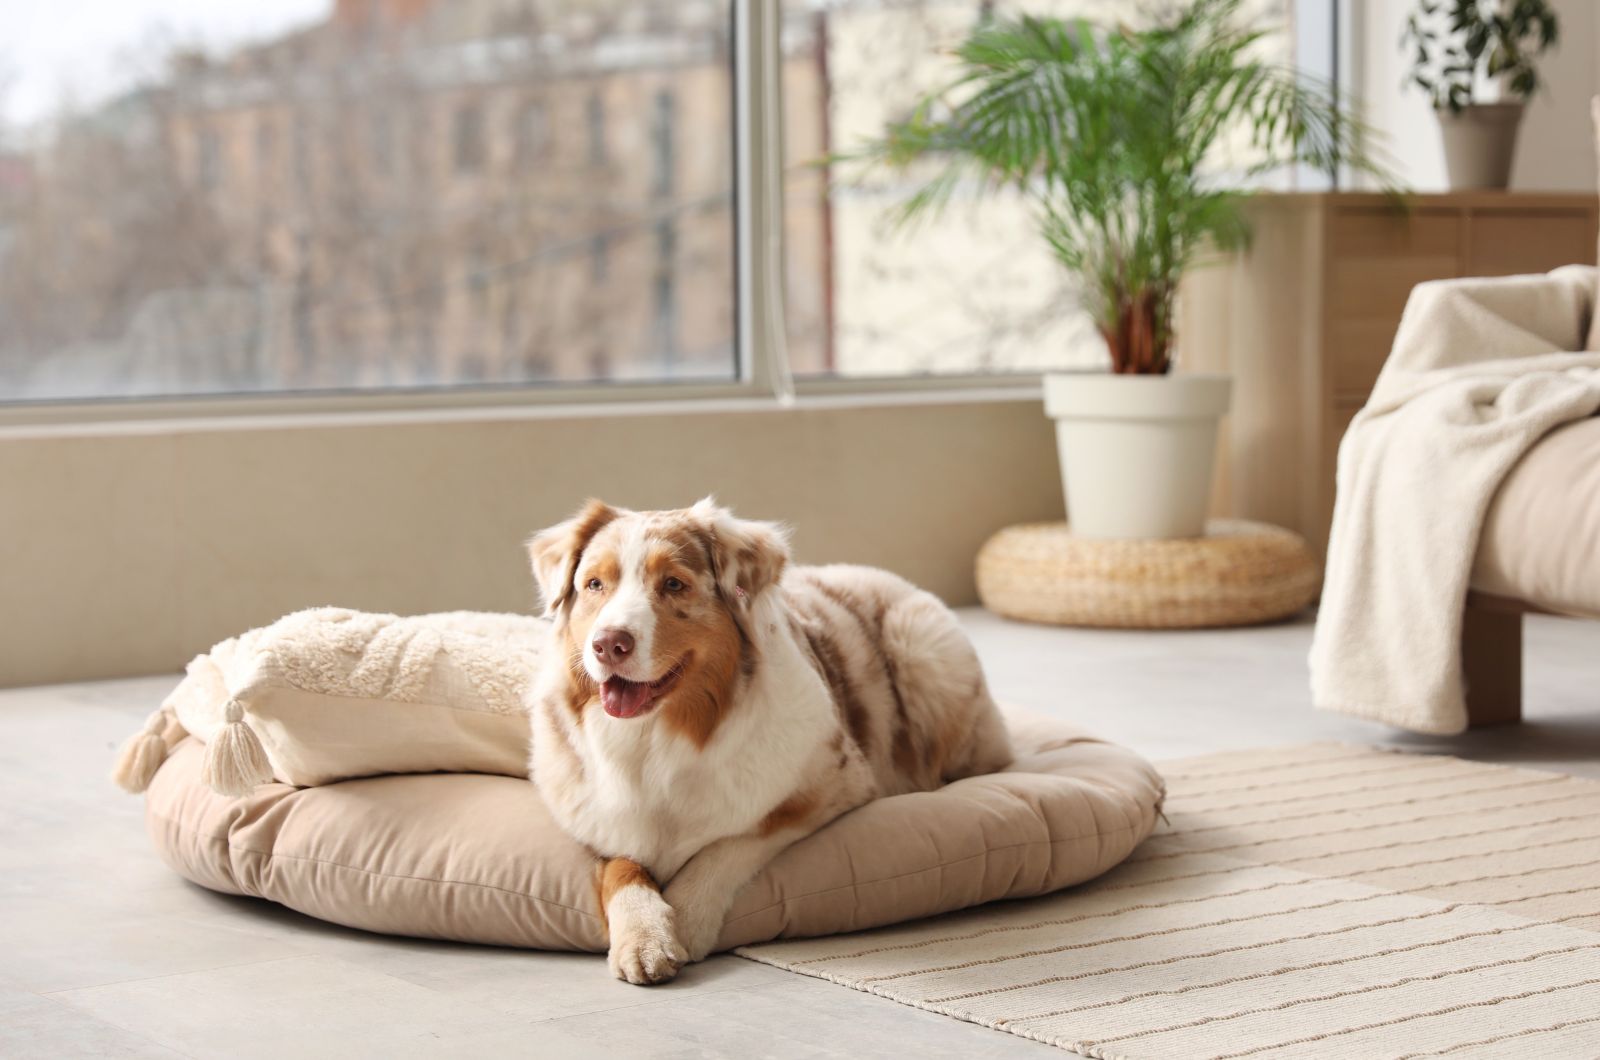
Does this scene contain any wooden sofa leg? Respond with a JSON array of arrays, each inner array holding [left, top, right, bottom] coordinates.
[[1461, 602, 1523, 727]]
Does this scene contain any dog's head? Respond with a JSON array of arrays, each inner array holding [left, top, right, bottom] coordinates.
[[527, 498, 788, 737]]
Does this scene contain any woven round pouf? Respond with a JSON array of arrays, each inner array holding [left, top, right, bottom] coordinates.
[[976, 519, 1321, 629]]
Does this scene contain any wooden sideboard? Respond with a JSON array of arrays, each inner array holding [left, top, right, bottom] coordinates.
[[1180, 191, 1599, 554]]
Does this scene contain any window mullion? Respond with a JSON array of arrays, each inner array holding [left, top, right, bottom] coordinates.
[[736, 0, 793, 404]]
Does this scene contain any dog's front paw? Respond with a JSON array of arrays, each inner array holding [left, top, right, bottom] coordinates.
[[608, 922, 687, 985], [669, 901, 726, 964]]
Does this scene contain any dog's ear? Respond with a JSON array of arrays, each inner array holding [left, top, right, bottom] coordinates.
[[527, 500, 621, 615], [691, 497, 790, 606]]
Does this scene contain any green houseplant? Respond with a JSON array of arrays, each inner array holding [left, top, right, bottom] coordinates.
[[854, 0, 1385, 538], [1403, 0, 1560, 189]]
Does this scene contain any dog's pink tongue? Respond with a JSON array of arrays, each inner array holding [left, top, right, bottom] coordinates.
[[601, 677, 653, 719]]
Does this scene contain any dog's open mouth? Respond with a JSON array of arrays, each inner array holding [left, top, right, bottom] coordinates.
[[599, 657, 688, 719]]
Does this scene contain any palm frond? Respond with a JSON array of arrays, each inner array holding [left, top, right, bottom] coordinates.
[[848, 1, 1393, 373]]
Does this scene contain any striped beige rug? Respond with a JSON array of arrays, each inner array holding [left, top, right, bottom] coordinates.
[[736, 744, 1600, 1059]]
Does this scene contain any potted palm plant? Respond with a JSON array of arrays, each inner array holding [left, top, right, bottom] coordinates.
[[1403, 0, 1560, 190], [854, 0, 1385, 539]]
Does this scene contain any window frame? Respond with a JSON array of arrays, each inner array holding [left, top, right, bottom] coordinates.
[[0, 0, 1045, 429]]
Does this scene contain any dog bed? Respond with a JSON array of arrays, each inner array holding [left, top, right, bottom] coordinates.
[[140, 707, 1164, 953]]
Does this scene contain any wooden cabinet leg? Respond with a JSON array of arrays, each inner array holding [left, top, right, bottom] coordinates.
[[1461, 603, 1523, 727]]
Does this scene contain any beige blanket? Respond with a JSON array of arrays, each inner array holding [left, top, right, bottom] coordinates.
[[1310, 266, 1600, 734]]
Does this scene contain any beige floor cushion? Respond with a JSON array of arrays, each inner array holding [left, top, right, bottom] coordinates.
[[142, 707, 1164, 953], [1473, 414, 1600, 618]]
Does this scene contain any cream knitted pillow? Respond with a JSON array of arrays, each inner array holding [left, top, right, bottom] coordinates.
[[113, 608, 543, 797]]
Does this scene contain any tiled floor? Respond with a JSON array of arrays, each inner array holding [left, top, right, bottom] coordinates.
[[2, 610, 1595, 1058]]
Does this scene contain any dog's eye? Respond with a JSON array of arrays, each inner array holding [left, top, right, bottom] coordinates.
[[585, 578, 603, 591], [663, 577, 685, 593]]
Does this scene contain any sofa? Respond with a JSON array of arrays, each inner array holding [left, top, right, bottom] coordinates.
[[1465, 410, 1600, 724]]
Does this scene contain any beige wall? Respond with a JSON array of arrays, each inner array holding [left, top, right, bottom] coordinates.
[[0, 396, 1062, 688]]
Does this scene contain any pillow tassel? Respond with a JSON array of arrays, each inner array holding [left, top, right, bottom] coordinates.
[[202, 698, 274, 797], [111, 709, 173, 794]]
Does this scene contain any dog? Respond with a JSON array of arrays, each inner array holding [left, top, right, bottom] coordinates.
[[525, 498, 1012, 984]]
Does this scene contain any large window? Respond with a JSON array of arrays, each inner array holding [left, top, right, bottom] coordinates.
[[780, 1, 1100, 379], [0, 0, 1306, 405], [780, 0, 1297, 379], [0, 1, 737, 400]]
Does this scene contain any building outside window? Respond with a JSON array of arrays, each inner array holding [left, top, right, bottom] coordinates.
[[650, 88, 675, 199], [652, 220, 678, 366], [453, 102, 485, 175], [196, 125, 221, 192], [0, 0, 1306, 405], [369, 110, 395, 176], [585, 92, 607, 169], [516, 100, 548, 164], [255, 116, 277, 172]]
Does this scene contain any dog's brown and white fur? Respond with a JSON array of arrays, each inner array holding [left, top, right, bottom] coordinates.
[[526, 499, 1011, 984]]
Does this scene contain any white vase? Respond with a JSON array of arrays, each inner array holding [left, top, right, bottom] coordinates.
[[1044, 373, 1233, 540], [1437, 103, 1523, 190]]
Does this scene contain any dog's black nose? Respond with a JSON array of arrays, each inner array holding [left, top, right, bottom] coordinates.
[[592, 628, 635, 660]]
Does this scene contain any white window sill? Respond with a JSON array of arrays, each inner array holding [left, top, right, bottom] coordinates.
[[0, 378, 1053, 440]]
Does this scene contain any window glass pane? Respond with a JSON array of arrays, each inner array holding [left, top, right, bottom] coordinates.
[[0, 1, 736, 401], [782, 1, 1292, 378]]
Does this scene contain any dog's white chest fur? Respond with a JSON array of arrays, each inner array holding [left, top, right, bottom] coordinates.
[[535, 608, 835, 880]]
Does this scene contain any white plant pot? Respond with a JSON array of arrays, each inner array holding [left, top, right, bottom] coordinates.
[[1044, 373, 1232, 540], [1436, 103, 1523, 190]]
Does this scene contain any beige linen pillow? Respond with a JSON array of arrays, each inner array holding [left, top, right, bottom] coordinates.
[[113, 608, 544, 796]]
